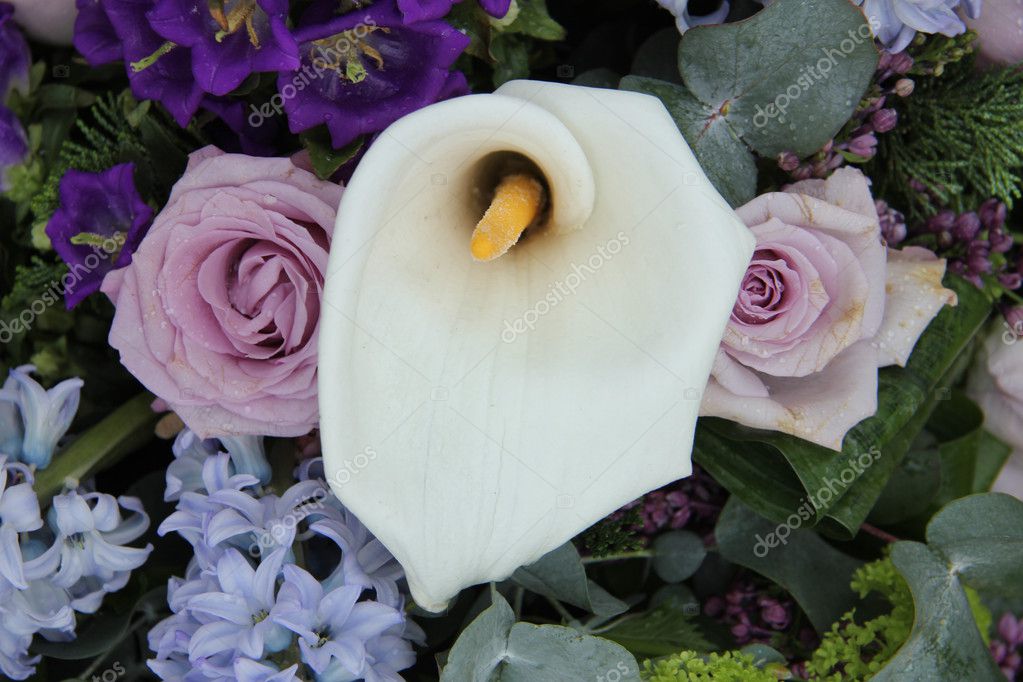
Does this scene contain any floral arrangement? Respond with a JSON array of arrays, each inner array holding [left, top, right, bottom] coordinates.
[[0, 0, 1022, 680]]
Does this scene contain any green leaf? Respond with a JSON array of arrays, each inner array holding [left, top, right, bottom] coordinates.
[[869, 446, 942, 526], [300, 128, 364, 180], [619, 76, 756, 207], [441, 590, 640, 681], [490, 33, 532, 87], [875, 542, 1003, 681], [33, 393, 160, 507], [714, 497, 862, 632], [501, 0, 566, 41], [694, 276, 991, 537], [512, 543, 628, 617], [677, 0, 878, 157], [925, 493, 1023, 596], [650, 530, 706, 583], [599, 602, 715, 656]]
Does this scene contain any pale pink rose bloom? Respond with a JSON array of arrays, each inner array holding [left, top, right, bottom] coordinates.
[[8, 0, 75, 44], [102, 146, 343, 438], [700, 168, 956, 450], [963, 0, 1023, 67], [967, 326, 1023, 500]]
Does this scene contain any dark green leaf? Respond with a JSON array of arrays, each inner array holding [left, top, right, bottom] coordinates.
[[869, 447, 942, 526], [490, 34, 532, 87], [631, 27, 683, 84], [678, 0, 878, 157], [300, 128, 364, 180], [501, 0, 566, 41], [600, 603, 715, 656], [714, 497, 861, 632], [619, 76, 756, 206]]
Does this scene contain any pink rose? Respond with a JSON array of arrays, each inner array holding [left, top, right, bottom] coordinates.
[[102, 146, 343, 438], [967, 322, 1023, 498], [700, 168, 956, 450]]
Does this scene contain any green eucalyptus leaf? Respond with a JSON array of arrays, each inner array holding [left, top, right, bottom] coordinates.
[[651, 530, 706, 583], [695, 276, 991, 537], [677, 0, 878, 157], [875, 542, 1003, 681], [511, 542, 628, 617], [619, 75, 756, 207], [440, 591, 639, 681], [714, 497, 861, 632], [926, 493, 1023, 596]]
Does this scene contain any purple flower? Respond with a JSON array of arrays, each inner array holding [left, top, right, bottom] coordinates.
[[273, 563, 406, 678], [853, 0, 974, 52], [186, 549, 291, 662], [396, 0, 511, 22], [0, 366, 83, 469], [0, 458, 41, 591], [73, 0, 123, 65], [165, 429, 221, 502], [282, 1, 470, 149], [0, 106, 27, 192], [0, 2, 29, 97], [312, 514, 404, 607], [76, 0, 204, 127], [44, 163, 154, 309], [48, 490, 152, 591], [147, 0, 299, 97]]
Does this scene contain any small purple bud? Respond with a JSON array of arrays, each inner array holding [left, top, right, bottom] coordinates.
[[980, 198, 1007, 230], [927, 209, 956, 233], [967, 243, 992, 274], [876, 50, 893, 73], [894, 78, 915, 97], [848, 133, 877, 158], [871, 108, 898, 133], [998, 272, 1022, 290], [792, 165, 813, 181], [890, 52, 914, 74], [953, 212, 981, 241], [909, 178, 928, 193], [777, 151, 800, 172], [991, 229, 1014, 253]]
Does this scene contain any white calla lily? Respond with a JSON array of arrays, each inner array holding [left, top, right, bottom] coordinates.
[[318, 80, 755, 611]]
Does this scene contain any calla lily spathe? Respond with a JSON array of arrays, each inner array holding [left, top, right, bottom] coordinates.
[[318, 80, 756, 611]]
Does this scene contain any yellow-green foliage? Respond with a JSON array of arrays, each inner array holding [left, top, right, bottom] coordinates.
[[641, 651, 777, 682]]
